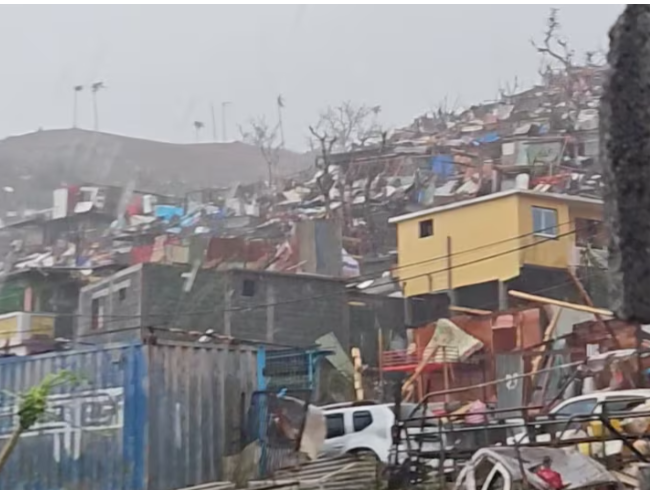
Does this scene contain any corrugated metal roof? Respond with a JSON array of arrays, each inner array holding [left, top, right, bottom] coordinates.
[[389, 189, 603, 224], [175, 455, 380, 490]]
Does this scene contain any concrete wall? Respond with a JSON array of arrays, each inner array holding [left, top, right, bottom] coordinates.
[[228, 269, 349, 348], [77, 264, 144, 342], [395, 194, 521, 296], [78, 264, 351, 349], [395, 192, 603, 297]]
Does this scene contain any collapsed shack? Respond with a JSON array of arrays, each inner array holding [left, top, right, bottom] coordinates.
[[386, 348, 650, 487]]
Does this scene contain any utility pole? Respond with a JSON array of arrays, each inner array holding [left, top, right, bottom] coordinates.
[[91, 81, 105, 132], [277, 95, 286, 148], [193, 121, 205, 142], [221, 101, 231, 142], [210, 103, 217, 142], [72, 85, 83, 128]]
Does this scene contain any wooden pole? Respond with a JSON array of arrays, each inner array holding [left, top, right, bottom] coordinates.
[[443, 347, 450, 403], [531, 307, 563, 378], [567, 268, 621, 348], [446, 236, 455, 305], [377, 328, 384, 399], [351, 347, 364, 401], [402, 345, 438, 397], [508, 290, 613, 316], [449, 306, 492, 316]]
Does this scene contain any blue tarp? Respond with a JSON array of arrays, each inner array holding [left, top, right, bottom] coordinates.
[[431, 154, 454, 178], [472, 131, 500, 145], [154, 205, 183, 222]]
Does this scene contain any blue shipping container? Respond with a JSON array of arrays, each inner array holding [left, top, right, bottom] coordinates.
[[0, 340, 257, 490]]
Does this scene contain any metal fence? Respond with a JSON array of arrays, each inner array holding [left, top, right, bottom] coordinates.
[[258, 346, 331, 394]]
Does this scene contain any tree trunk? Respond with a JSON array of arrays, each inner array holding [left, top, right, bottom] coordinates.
[[0, 426, 23, 473]]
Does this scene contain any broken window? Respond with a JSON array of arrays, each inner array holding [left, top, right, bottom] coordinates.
[[575, 218, 606, 249], [90, 297, 104, 330], [118, 287, 127, 302], [532, 206, 558, 237], [242, 279, 256, 297], [419, 219, 433, 238]]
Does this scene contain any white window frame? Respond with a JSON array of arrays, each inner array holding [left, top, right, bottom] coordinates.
[[532, 206, 558, 238]]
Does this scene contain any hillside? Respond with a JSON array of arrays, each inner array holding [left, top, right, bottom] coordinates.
[[0, 128, 314, 213]]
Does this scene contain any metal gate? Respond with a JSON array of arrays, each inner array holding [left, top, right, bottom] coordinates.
[[257, 346, 330, 393]]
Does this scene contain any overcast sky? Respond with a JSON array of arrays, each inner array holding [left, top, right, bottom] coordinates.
[[0, 5, 623, 150]]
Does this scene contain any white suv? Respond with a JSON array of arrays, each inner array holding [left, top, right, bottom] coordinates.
[[319, 401, 446, 464]]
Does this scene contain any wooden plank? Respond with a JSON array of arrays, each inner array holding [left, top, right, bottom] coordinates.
[[568, 268, 621, 348], [508, 290, 613, 316], [530, 307, 562, 379], [449, 306, 493, 316], [401, 345, 438, 398]]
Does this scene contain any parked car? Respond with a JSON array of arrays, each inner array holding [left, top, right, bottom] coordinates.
[[506, 389, 650, 446], [319, 401, 448, 464]]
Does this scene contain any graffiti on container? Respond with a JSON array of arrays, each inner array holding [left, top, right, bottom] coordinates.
[[0, 387, 124, 462]]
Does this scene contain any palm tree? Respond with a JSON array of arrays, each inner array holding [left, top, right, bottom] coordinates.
[[91, 81, 106, 131], [193, 121, 205, 141], [72, 85, 84, 128]]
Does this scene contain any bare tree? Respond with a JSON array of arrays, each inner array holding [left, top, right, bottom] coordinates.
[[312, 101, 382, 152], [531, 8, 589, 130], [240, 116, 282, 187], [531, 8, 574, 71], [362, 131, 389, 255], [308, 125, 337, 216]]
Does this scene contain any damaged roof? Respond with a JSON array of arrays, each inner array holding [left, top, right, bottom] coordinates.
[[389, 189, 603, 224]]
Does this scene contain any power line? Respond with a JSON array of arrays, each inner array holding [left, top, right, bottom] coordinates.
[[13, 267, 605, 343], [347, 219, 578, 283], [23, 223, 595, 323]]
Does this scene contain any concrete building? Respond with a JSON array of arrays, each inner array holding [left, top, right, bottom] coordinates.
[[77, 263, 350, 349], [389, 189, 604, 309]]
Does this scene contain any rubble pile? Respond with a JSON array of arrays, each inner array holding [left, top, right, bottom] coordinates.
[[0, 63, 607, 279]]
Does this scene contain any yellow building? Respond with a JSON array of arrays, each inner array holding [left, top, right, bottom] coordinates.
[[389, 189, 604, 306]]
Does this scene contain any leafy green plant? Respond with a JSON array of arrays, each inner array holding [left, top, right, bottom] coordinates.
[[0, 370, 79, 473]]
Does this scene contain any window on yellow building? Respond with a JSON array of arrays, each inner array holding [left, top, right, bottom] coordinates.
[[419, 219, 433, 238], [532, 206, 558, 238]]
